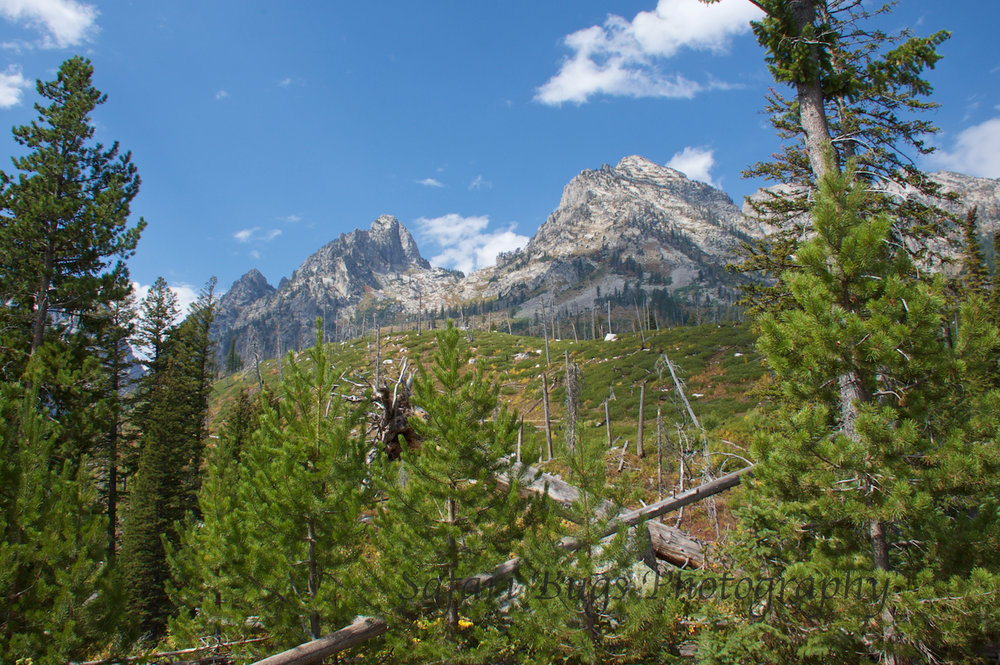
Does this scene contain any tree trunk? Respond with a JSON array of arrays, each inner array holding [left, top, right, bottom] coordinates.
[[789, 0, 836, 180], [306, 518, 321, 639], [30, 244, 55, 355], [636, 383, 645, 458], [541, 373, 553, 460]]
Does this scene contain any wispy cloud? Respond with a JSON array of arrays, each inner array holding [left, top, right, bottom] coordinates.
[[0, 64, 28, 108], [416, 213, 529, 275], [215, 89, 230, 100], [469, 175, 492, 190], [277, 76, 304, 88], [234, 226, 283, 244], [234, 227, 257, 243], [536, 0, 762, 105], [930, 117, 1000, 178], [666, 146, 718, 187], [278, 214, 302, 224], [0, 0, 98, 48], [416, 177, 445, 188]]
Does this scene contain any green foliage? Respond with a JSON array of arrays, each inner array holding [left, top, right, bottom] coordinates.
[[701, 167, 1000, 663], [170, 321, 371, 656], [370, 321, 541, 662], [121, 281, 216, 639], [0, 375, 117, 664], [706, 0, 953, 313], [510, 426, 665, 664], [0, 56, 144, 364]]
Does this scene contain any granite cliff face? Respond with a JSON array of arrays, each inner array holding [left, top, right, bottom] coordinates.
[[212, 157, 1000, 363], [212, 215, 459, 363], [460, 155, 761, 315]]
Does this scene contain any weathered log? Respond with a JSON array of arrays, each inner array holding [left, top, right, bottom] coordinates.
[[496, 462, 616, 520], [497, 463, 706, 567], [251, 616, 387, 665], [465, 466, 751, 591], [646, 520, 704, 569]]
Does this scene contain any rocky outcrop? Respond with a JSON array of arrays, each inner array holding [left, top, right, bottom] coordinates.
[[459, 155, 761, 315], [211, 216, 460, 365]]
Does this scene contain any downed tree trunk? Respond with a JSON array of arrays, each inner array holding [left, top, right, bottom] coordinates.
[[496, 462, 616, 519], [646, 521, 704, 569], [460, 466, 751, 593], [498, 462, 704, 567], [251, 616, 387, 665]]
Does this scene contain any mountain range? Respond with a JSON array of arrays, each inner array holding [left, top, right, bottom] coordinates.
[[211, 155, 1000, 364]]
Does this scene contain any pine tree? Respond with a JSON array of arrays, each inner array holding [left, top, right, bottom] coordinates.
[[120, 280, 216, 639], [167, 388, 267, 656], [697, 168, 1000, 664], [371, 321, 540, 663], [700, 1, 952, 313], [170, 320, 370, 655], [510, 424, 665, 664], [0, 56, 144, 366], [0, 372, 116, 663]]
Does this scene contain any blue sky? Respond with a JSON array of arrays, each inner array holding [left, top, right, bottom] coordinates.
[[1, 0, 998, 312]]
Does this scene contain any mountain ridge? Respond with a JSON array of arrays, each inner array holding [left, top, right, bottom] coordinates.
[[211, 157, 1000, 364]]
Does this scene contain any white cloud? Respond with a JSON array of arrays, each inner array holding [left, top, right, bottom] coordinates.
[[131, 281, 199, 319], [249, 249, 261, 259], [0, 0, 98, 48], [666, 146, 718, 186], [0, 64, 28, 107], [416, 177, 444, 188], [233, 227, 257, 243], [278, 214, 301, 223], [234, 226, 282, 244], [931, 118, 1000, 178], [536, 0, 762, 105], [416, 213, 529, 275], [469, 175, 492, 190], [215, 89, 230, 100]]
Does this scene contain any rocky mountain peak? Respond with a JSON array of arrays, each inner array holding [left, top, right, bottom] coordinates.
[[614, 154, 685, 183], [224, 268, 275, 306], [366, 214, 424, 266]]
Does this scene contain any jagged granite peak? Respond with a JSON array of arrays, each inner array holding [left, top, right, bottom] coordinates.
[[463, 155, 761, 313], [212, 269, 277, 346], [210, 214, 459, 364], [225, 268, 274, 305], [211, 156, 1000, 363]]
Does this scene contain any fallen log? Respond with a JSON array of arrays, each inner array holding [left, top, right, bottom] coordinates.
[[646, 521, 704, 569], [498, 462, 704, 567], [459, 466, 751, 593], [251, 616, 387, 665], [496, 462, 617, 519]]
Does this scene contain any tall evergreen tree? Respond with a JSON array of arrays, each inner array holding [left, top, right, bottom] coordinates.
[[0, 56, 144, 367], [701, 0, 952, 312], [0, 371, 116, 663], [371, 322, 540, 663], [170, 321, 370, 656], [698, 168, 1000, 664], [120, 280, 216, 639]]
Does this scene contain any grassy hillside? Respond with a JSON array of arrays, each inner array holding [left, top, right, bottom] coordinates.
[[210, 322, 765, 541]]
